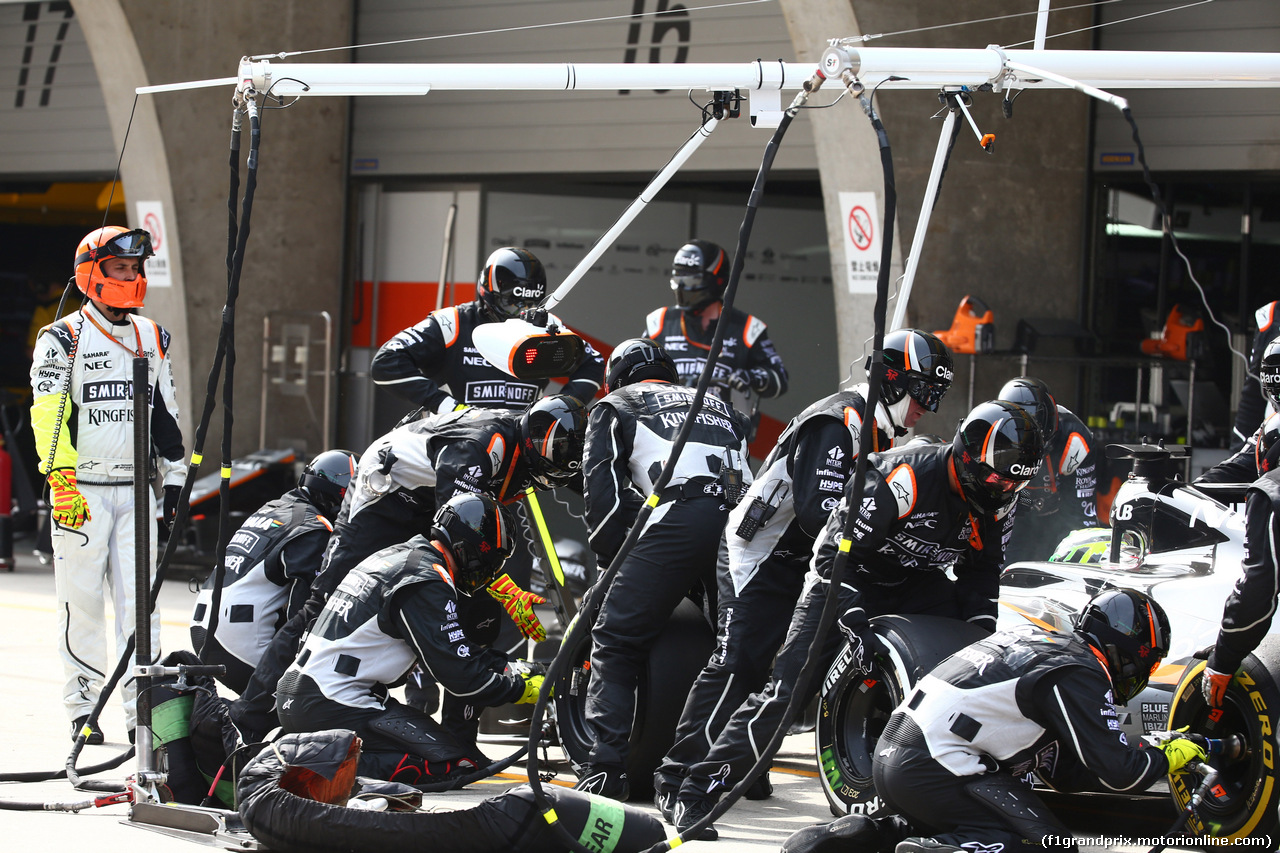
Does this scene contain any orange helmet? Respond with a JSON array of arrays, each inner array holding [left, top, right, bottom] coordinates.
[[74, 226, 153, 309]]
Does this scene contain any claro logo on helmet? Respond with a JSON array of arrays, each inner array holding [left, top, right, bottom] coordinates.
[[511, 286, 544, 298], [1007, 462, 1041, 477], [1262, 372, 1280, 386], [934, 365, 954, 382]]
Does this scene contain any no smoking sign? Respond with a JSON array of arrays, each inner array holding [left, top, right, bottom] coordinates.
[[839, 191, 881, 294], [848, 205, 873, 251]]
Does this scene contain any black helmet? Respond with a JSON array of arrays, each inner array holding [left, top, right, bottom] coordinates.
[[1261, 338, 1280, 409], [998, 377, 1060, 446], [669, 239, 728, 312], [952, 400, 1044, 517], [477, 247, 547, 321], [522, 395, 588, 488], [298, 450, 359, 517], [605, 337, 678, 392], [1074, 588, 1171, 704], [1257, 411, 1280, 475], [430, 493, 516, 596], [872, 329, 954, 431]]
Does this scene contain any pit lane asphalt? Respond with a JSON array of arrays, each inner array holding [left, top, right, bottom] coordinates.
[[0, 543, 1200, 852]]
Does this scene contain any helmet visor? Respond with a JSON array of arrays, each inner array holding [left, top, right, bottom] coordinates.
[[982, 469, 1030, 495], [1263, 372, 1280, 408], [907, 376, 949, 412], [102, 229, 152, 259], [489, 286, 541, 317], [76, 229, 153, 268], [669, 270, 705, 292]]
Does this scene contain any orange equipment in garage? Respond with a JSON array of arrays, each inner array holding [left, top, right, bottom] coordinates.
[[1140, 304, 1206, 361], [934, 295, 995, 355]]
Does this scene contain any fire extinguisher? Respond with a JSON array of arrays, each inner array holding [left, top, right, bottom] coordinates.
[[0, 435, 12, 571]]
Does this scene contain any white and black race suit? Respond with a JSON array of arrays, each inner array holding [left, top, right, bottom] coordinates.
[[30, 301, 184, 728], [189, 489, 333, 694], [656, 385, 892, 794], [371, 300, 604, 412], [581, 381, 752, 770], [872, 623, 1170, 852], [679, 442, 1013, 806], [276, 536, 525, 779]]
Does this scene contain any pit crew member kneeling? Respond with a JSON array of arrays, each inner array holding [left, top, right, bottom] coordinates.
[[275, 492, 544, 784], [189, 450, 357, 695], [781, 589, 1201, 853]]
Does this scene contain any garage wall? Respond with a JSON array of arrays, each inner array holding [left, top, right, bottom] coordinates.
[[0, 1, 114, 178], [1094, 0, 1280, 173], [349, 0, 816, 177]]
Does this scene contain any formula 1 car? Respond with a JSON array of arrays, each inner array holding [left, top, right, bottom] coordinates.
[[813, 441, 1279, 843]]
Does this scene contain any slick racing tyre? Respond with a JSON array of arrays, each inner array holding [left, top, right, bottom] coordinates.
[[553, 597, 713, 800], [1168, 635, 1280, 843], [815, 614, 986, 817]]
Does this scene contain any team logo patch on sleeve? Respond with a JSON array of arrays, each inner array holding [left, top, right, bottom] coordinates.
[[431, 307, 461, 347], [1059, 433, 1090, 475], [743, 315, 766, 347], [885, 464, 917, 519], [645, 307, 666, 337], [486, 434, 506, 471]]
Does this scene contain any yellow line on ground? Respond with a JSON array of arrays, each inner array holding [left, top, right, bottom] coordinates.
[[773, 766, 819, 778]]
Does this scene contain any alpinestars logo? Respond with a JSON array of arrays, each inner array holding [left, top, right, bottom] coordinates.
[[827, 445, 845, 463]]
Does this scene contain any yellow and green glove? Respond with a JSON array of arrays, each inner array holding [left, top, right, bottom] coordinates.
[[47, 468, 90, 529], [1161, 736, 1206, 774], [516, 673, 546, 705], [488, 573, 547, 642]]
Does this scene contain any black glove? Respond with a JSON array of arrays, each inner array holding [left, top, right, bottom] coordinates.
[[836, 609, 884, 676], [161, 485, 183, 536], [723, 370, 753, 395]]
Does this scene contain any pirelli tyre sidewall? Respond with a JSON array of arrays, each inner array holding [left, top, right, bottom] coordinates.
[[815, 614, 987, 817], [1168, 635, 1280, 843], [552, 597, 713, 800]]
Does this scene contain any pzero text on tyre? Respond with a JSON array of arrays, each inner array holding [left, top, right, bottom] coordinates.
[[1167, 634, 1280, 843]]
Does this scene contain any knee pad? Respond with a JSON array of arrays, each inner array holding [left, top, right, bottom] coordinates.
[[366, 704, 470, 761], [781, 814, 908, 853], [963, 776, 1072, 848], [357, 751, 483, 788]]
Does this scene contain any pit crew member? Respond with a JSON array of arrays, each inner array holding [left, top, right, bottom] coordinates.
[[30, 226, 185, 744], [190, 450, 356, 694], [1202, 413, 1280, 708], [575, 338, 753, 800], [276, 493, 544, 782], [998, 377, 1099, 562], [371, 246, 603, 411], [644, 239, 787, 438]]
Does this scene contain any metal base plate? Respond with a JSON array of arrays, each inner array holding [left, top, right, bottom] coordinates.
[[126, 801, 263, 850]]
